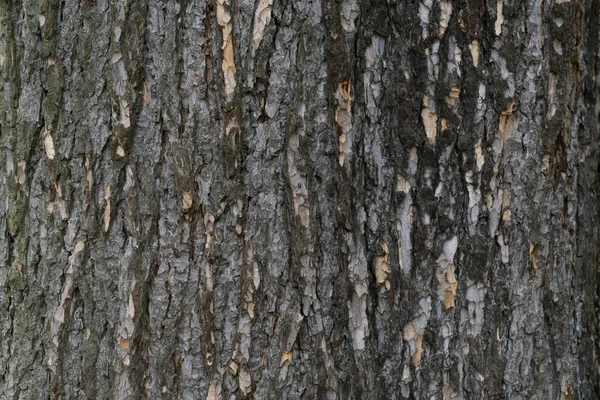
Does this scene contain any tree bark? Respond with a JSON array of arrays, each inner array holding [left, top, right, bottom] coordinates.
[[1, 0, 599, 398]]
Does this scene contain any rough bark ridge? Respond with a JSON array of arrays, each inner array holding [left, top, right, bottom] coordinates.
[[0, 0, 599, 398]]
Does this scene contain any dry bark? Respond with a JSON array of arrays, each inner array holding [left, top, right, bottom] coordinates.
[[1, 0, 599, 398]]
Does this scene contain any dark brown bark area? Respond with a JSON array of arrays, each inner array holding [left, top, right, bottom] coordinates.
[[1, 0, 599, 398]]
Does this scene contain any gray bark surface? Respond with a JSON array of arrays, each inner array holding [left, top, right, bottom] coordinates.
[[1, 0, 599, 398]]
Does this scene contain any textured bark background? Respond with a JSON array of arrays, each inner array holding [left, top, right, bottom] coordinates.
[[1, 0, 599, 398]]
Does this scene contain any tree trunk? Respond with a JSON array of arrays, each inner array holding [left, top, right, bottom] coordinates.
[[1, 0, 599, 398]]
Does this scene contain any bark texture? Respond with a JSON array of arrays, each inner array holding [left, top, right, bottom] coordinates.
[[1, 0, 599, 398]]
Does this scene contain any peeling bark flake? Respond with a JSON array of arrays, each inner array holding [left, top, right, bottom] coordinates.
[[404, 297, 431, 367], [395, 175, 411, 194], [206, 383, 219, 400], [475, 139, 484, 171], [44, 130, 55, 160], [469, 40, 479, 68], [446, 87, 460, 106], [375, 243, 391, 289], [217, 0, 236, 95], [252, 0, 273, 50], [421, 95, 437, 144], [495, 0, 504, 36], [280, 351, 292, 366], [338, 80, 352, 114], [104, 185, 112, 232], [413, 334, 423, 367], [438, 1, 452, 37], [182, 192, 193, 210], [436, 236, 459, 309], [529, 243, 538, 271], [74, 240, 84, 255], [498, 100, 515, 136]]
